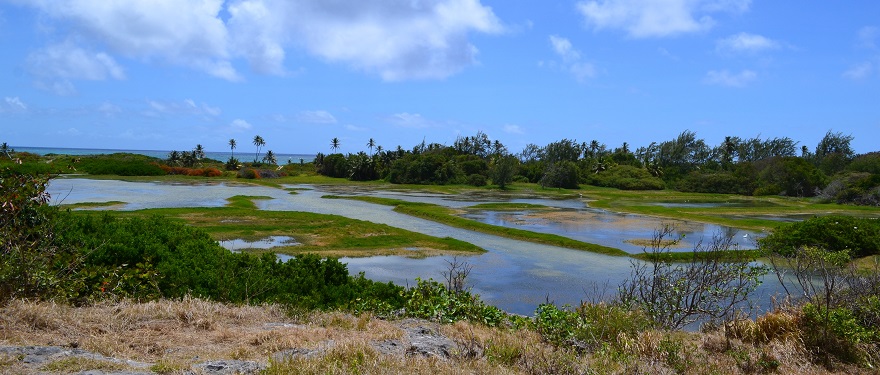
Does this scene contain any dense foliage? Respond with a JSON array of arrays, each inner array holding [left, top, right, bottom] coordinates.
[[759, 215, 880, 258]]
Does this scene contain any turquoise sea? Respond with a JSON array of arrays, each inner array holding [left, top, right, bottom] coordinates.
[[13, 146, 315, 163]]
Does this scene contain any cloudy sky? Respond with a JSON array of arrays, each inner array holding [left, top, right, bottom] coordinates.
[[1, 0, 878, 155]]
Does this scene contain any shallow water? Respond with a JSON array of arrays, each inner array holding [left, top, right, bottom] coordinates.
[[47, 178, 784, 316], [220, 236, 300, 251]]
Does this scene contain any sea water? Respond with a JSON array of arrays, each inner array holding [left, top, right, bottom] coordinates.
[[12, 146, 315, 163]]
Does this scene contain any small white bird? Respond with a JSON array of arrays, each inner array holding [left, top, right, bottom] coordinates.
[[743, 234, 749, 238]]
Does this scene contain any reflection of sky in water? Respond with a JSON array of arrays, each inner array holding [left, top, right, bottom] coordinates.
[[49, 179, 786, 316], [219, 236, 299, 251], [461, 209, 762, 253]]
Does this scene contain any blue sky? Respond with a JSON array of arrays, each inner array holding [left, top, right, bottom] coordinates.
[[1, 0, 878, 155]]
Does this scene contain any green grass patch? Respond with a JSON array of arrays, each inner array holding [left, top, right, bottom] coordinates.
[[61, 201, 127, 209], [225, 195, 272, 209]]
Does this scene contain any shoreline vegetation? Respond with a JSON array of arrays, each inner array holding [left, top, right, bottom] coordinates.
[[3, 138, 880, 373]]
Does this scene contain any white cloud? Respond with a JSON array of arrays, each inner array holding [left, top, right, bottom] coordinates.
[[98, 102, 122, 117], [229, 119, 253, 131], [144, 99, 222, 117], [388, 112, 432, 128], [4, 97, 27, 111], [58, 128, 82, 136], [227, 0, 504, 80], [843, 62, 874, 81], [296, 110, 337, 124], [716, 32, 779, 54], [858, 26, 879, 49], [13, 0, 502, 82], [16, 0, 237, 81], [26, 42, 125, 81], [547, 35, 596, 82], [576, 0, 750, 38], [549, 35, 581, 62], [502, 124, 524, 134], [703, 69, 756, 87]]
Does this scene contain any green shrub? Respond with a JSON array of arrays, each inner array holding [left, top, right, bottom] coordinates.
[[467, 174, 487, 187], [540, 161, 579, 189], [77, 154, 165, 176], [759, 215, 880, 258], [801, 303, 879, 364], [534, 302, 652, 351], [586, 165, 665, 190], [403, 278, 506, 326]]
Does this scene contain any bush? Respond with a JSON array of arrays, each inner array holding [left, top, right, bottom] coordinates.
[[754, 156, 827, 197], [759, 215, 880, 258], [677, 169, 755, 195], [403, 278, 506, 326], [467, 174, 487, 187], [317, 153, 349, 178], [225, 157, 241, 171], [586, 165, 665, 190], [78, 154, 165, 176], [801, 303, 879, 364], [238, 168, 261, 179], [540, 161, 579, 189], [534, 302, 652, 351]]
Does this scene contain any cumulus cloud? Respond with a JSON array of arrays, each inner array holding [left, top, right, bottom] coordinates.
[[703, 69, 756, 87], [576, 0, 750, 38], [13, 0, 503, 82], [296, 110, 338, 124], [547, 35, 596, 82], [27, 42, 125, 81], [228, 0, 505, 80], [17, 0, 237, 81], [716, 32, 779, 54]]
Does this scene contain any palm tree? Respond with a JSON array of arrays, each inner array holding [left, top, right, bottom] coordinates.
[[253, 135, 265, 162], [0, 142, 12, 159], [330, 137, 341, 153], [263, 150, 277, 165], [229, 139, 237, 158], [366, 138, 376, 155], [167, 150, 181, 166], [194, 144, 205, 160]]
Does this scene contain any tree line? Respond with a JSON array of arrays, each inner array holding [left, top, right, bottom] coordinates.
[[312, 130, 878, 205]]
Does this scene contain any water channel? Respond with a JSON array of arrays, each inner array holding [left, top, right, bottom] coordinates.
[[48, 178, 784, 316]]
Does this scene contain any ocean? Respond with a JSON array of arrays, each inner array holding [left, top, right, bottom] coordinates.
[[13, 146, 315, 163]]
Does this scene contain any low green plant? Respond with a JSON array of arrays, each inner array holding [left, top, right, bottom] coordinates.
[[403, 278, 506, 326]]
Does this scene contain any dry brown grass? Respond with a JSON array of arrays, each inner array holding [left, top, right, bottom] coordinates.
[[1, 298, 875, 374]]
